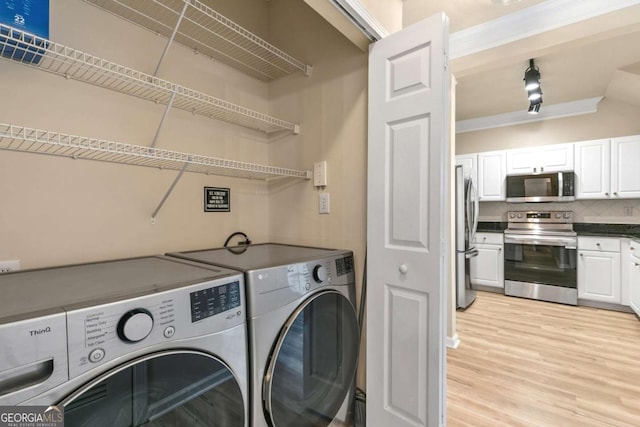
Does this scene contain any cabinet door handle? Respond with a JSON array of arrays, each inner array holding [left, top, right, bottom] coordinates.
[[533, 167, 537, 173], [614, 192, 618, 196], [540, 167, 544, 172], [605, 192, 609, 196], [596, 243, 601, 246], [498, 248, 502, 252], [580, 253, 584, 256]]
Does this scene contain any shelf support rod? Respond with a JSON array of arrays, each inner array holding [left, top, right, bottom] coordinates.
[[153, 0, 189, 77], [151, 88, 178, 148], [151, 161, 189, 220]]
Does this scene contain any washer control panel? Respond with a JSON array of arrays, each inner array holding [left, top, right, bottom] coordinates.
[[66, 274, 245, 379]]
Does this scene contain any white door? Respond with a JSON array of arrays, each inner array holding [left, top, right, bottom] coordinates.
[[367, 12, 449, 427]]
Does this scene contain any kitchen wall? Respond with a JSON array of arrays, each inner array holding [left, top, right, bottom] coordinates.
[[456, 98, 640, 223], [0, 0, 277, 268], [267, 0, 369, 388]]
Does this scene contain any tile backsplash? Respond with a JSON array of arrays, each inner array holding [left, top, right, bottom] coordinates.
[[479, 199, 640, 224]]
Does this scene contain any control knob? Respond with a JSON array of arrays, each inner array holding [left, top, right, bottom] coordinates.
[[117, 308, 154, 343], [313, 265, 327, 283], [555, 213, 562, 218], [517, 213, 523, 218], [564, 212, 571, 219]]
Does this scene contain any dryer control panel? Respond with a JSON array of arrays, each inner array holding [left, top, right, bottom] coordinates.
[[245, 253, 355, 318], [66, 275, 245, 379]]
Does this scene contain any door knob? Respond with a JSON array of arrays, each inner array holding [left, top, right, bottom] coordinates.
[[399, 264, 408, 274]]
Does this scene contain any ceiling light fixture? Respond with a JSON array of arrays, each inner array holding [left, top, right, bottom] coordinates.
[[524, 58, 543, 114], [524, 58, 540, 90]]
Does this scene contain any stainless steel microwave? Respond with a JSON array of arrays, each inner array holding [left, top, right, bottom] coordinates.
[[506, 171, 575, 203]]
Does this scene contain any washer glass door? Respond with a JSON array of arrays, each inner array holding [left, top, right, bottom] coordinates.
[[60, 351, 244, 427], [264, 290, 359, 427]]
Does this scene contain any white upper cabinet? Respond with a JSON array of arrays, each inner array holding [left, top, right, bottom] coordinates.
[[575, 139, 611, 199], [506, 143, 574, 175], [477, 151, 506, 201], [611, 136, 640, 199], [455, 153, 477, 183], [575, 136, 640, 200]]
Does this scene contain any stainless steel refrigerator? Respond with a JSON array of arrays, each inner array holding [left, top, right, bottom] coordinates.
[[455, 164, 479, 309]]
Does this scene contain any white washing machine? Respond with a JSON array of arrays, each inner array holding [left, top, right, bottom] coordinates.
[[0, 256, 249, 427], [167, 243, 359, 427]]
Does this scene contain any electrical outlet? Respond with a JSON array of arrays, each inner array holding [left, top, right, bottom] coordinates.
[[0, 260, 20, 273], [624, 206, 634, 216]]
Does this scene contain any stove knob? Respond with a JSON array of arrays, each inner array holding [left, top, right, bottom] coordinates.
[[555, 213, 562, 218], [509, 213, 516, 218], [564, 212, 571, 219], [313, 265, 327, 283], [117, 308, 154, 343], [517, 213, 523, 218]]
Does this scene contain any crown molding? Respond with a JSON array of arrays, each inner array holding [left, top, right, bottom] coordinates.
[[450, 0, 640, 59], [456, 96, 604, 134]]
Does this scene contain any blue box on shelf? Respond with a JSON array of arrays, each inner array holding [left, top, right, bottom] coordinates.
[[0, 0, 49, 64]]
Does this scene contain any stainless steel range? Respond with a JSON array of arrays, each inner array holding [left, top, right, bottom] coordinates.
[[504, 210, 578, 305]]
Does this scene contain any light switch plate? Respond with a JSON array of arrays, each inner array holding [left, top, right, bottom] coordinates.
[[319, 193, 330, 214]]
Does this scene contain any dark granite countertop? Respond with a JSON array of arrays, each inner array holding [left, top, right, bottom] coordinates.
[[574, 223, 640, 240], [477, 221, 640, 240], [477, 222, 507, 233]]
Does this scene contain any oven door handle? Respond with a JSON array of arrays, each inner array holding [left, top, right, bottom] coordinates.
[[504, 234, 577, 248]]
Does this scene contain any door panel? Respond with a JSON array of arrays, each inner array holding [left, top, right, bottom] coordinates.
[[389, 116, 430, 249], [367, 12, 449, 427]]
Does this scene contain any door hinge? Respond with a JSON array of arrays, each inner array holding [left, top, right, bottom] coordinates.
[[444, 51, 448, 70]]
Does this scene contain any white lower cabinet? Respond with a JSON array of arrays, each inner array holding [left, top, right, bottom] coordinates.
[[577, 237, 621, 304], [470, 233, 504, 289], [629, 245, 640, 316]]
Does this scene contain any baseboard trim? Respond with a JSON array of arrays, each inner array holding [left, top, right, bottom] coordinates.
[[473, 284, 504, 294], [447, 334, 460, 349], [578, 299, 634, 313]]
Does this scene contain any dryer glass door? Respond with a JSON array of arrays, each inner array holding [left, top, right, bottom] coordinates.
[[60, 351, 244, 427], [264, 291, 359, 427]]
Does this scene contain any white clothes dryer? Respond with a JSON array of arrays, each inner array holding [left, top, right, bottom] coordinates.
[[0, 256, 248, 427], [167, 243, 359, 427]]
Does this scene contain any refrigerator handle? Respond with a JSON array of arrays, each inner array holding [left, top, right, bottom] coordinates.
[[467, 176, 479, 244]]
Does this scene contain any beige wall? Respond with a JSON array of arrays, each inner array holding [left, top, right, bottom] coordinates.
[[0, 0, 276, 268], [268, 0, 369, 388]]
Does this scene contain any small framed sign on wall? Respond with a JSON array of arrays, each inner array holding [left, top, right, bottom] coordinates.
[[204, 187, 230, 212]]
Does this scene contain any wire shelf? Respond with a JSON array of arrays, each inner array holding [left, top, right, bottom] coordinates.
[[0, 25, 300, 134], [83, 0, 311, 81], [0, 123, 310, 181]]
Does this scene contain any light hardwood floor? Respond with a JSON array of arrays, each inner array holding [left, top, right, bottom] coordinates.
[[447, 291, 640, 427]]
